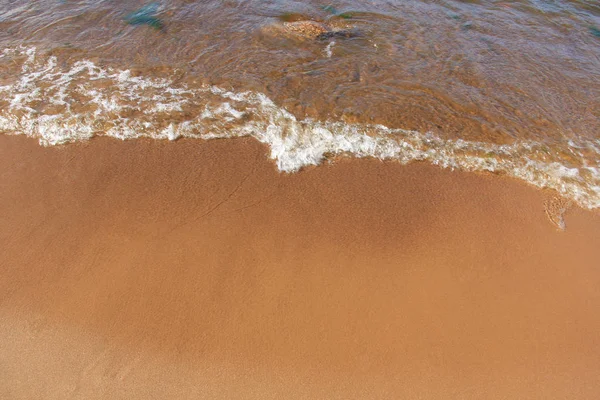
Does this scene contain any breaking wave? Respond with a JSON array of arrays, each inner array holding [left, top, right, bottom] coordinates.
[[1, 46, 599, 209]]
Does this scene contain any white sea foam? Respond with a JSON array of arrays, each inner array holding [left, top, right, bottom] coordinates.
[[324, 41, 335, 58], [1, 46, 599, 209]]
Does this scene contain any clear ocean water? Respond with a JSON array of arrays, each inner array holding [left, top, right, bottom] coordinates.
[[1, 0, 599, 207]]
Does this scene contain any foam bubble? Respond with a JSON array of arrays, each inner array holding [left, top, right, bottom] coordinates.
[[324, 41, 335, 58], [1, 46, 599, 209]]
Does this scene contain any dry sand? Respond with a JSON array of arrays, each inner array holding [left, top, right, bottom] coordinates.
[[1, 135, 599, 399]]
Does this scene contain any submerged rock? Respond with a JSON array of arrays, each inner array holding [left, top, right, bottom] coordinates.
[[125, 3, 164, 30], [263, 20, 359, 40], [282, 21, 330, 39]]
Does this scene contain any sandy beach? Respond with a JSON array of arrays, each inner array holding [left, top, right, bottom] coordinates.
[[1, 134, 599, 399]]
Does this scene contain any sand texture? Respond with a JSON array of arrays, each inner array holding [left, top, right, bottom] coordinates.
[[1, 135, 600, 399]]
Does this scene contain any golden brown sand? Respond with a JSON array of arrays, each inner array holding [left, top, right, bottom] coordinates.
[[1, 135, 599, 399]]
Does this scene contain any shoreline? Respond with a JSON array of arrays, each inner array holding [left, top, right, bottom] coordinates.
[[1, 134, 600, 399]]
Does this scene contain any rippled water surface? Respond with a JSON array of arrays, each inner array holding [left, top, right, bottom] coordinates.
[[1, 1, 599, 207]]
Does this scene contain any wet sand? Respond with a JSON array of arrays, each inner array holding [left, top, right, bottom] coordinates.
[[1, 134, 600, 399]]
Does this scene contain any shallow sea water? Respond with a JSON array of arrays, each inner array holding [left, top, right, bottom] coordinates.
[[0, 0, 599, 207]]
